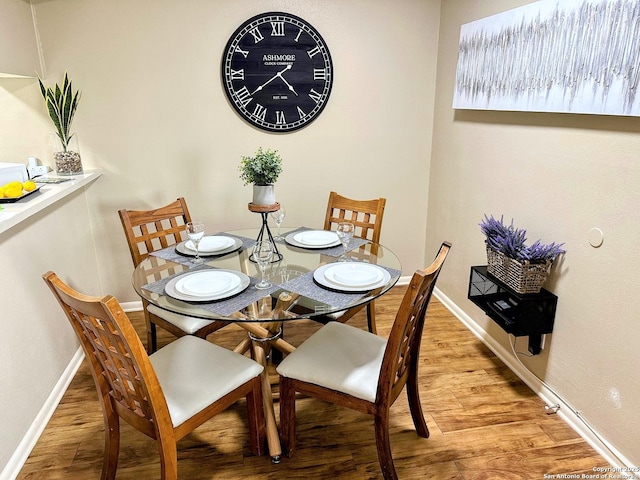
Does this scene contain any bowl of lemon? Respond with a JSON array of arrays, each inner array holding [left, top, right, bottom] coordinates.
[[0, 180, 39, 203]]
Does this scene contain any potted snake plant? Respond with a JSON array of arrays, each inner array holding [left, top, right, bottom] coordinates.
[[38, 72, 82, 175]]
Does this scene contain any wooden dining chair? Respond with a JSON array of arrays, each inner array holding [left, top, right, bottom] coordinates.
[[277, 242, 451, 480], [321, 191, 386, 333], [118, 198, 229, 352], [43, 271, 266, 480]]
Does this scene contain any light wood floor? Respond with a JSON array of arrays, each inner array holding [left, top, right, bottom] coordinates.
[[18, 286, 608, 479]]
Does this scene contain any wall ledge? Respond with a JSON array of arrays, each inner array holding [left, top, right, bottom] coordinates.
[[0, 170, 102, 235]]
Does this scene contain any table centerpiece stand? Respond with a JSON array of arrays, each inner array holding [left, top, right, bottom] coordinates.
[[248, 202, 283, 262]]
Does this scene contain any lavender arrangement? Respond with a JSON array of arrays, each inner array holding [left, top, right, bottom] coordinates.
[[480, 214, 565, 264]]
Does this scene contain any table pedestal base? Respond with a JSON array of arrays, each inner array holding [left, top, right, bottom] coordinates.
[[233, 292, 298, 463]]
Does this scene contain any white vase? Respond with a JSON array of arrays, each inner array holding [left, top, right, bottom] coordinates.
[[252, 184, 276, 205]]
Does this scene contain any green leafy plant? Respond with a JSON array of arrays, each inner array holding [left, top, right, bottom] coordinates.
[[38, 72, 81, 152], [238, 148, 283, 185]]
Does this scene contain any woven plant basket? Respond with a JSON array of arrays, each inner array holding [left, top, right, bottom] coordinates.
[[486, 247, 552, 294]]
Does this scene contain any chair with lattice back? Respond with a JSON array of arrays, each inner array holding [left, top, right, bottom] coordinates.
[[118, 197, 229, 352], [277, 242, 451, 480], [320, 191, 386, 333], [43, 271, 265, 480]]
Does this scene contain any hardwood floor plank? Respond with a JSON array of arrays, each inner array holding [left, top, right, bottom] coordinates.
[[455, 442, 609, 479], [16, 288, 609, 479]]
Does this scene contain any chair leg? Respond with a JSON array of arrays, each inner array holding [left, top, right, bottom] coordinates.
[[143, 306, 158, 353], [366, 301, 377, 334], [101, 409, 120, 480], [374, 412, 398, 480], [246, 376, 267, 457], [278, 376, 297, 457], [157, 437, 179, 480], [407, 369, 429, 438], [149, 322, 158, 353]]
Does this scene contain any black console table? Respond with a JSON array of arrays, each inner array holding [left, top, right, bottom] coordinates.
[[468, 266, 557, 355]]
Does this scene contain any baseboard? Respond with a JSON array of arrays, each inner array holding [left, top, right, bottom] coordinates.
[[120, 300, 143, 312], [434, 288, 639, 477], [0, 347, 85, 480]]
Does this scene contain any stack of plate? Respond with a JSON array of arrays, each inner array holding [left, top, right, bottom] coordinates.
[[285, 230, 340, 249], [165, 269, 250, 301], [313, 263, 390, 292], [176, 235, 241, 257]]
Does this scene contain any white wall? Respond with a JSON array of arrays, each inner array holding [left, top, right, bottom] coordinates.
[[428, 0, 640, 468], [0, 0, 441, 476]]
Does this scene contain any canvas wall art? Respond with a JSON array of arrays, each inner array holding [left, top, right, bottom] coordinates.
[[452, 0, 640, 116]]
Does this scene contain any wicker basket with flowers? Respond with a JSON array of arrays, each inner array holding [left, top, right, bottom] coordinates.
[[479, 215, 565, 294]]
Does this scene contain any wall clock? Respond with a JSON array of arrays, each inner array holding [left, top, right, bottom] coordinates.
[[221, 12, 333, 132]]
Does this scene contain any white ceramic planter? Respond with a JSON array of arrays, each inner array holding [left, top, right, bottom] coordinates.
[[252, 184, 276, 205]]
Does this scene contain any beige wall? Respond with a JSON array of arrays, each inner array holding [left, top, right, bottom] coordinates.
[[429, 0, 640, 468], [0, 0, 441, 475], [32, 0, 440, 303]]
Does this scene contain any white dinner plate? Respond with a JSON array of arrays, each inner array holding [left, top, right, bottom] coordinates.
[[326, 263, 384, 288], [175, 270, 239, 297], [165, 269, 250, 302], [285, 230, 340, 249], [185, 235, 236, 253], [175, 236, 242, 257], [313, 263, 390, 292]]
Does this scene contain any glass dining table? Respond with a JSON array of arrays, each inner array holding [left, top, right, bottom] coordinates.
[[131, 226, 402, 463]]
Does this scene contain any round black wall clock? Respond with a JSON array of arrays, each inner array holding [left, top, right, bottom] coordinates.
[[221, 12, 333, 132]]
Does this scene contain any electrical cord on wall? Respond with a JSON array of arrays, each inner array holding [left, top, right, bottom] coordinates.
[[509, 334, 638, 479]]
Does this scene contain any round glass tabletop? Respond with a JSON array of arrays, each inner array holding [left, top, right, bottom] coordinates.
[[132, 227, 401, 322]]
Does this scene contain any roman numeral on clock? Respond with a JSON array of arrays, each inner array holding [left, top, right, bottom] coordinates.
[[249, 27, 264, 44], [270, 21, 285, 36], [252, 104, 267, 121], [235, 86, 253, 107], [308, 89, 323, 103], [313, 68, 328, 81], [230, 69, 244, 80]]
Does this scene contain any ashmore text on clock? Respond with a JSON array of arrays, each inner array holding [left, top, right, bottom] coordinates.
[[263, 54, 296, 66]]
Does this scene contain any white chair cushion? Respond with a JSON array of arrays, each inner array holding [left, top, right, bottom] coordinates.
[[150, 336, 263, 427], [148, 304, 215, 334], [276, 322, 386, 403]]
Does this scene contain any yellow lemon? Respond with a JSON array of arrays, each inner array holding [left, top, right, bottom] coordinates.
[[4, 186, 23, 198], [23, 180, 37, 192], [4, 181, 22, 190]]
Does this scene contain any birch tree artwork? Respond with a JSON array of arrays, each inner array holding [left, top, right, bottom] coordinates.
[[453, 0, 640, 116]]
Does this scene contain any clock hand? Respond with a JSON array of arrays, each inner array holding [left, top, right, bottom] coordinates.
[[277, 66, 299, 96], [251, 65, 298, 96], [251, 72, 279, 94]]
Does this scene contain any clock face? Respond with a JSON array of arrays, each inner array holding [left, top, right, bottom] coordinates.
[[222, 12, 333, 132]]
